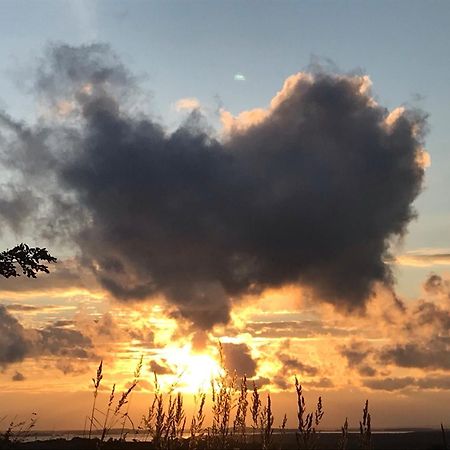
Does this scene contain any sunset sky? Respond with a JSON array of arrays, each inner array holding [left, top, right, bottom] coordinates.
[[0, 0, 449, 431]]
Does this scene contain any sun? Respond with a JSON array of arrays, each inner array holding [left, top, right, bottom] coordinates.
[[158, 345, 223, 393]]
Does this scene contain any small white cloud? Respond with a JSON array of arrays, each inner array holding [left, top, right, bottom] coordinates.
[[174, 97, 201, 112], [234, 73, 246, 82]]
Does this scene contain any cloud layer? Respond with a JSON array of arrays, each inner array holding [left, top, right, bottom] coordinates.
[[0, 305, 94, 368], [0, 44, 427, 328]]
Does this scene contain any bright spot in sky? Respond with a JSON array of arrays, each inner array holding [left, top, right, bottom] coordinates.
[[159, 345, 222, 393], [234, 73, 246, 81]]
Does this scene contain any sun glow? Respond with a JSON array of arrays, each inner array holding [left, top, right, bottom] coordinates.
[[158, 345, 222, 393]]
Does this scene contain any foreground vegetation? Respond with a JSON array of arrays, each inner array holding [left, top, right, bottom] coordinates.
[[1, 354, 448, 450]]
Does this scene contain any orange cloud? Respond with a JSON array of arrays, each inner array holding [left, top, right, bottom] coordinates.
[[174, 97, 201, 112]]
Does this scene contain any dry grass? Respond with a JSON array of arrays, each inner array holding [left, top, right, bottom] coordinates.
[[359, 400, 371, 450], [79, 355, 383, 450], [233, 375, 248, 446], [88, 360, 103, 439], [294, 376, 324, 450], [260, 393, 274, 450], [189, 393, 206, 449], [4, 350, 448, 450], [0, 413, 37, 444], [442, 424, 448, 450], [337, 418, 348, 450]]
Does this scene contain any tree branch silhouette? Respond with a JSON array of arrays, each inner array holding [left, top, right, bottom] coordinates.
[[0, 243, 57, 278]]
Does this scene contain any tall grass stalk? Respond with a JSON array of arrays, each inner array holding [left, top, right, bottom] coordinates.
[[110, 380, 138, 434], [233, 375, 248, 446], [88, 360, 103, 439], [295, 376, 324, 450], [100, 383, 115, 442], [153, 391, 165, 449], [141, 373, 159, 442], [174, 392, 187, 441], [189, 393, 206, 450], [120, 355, 143, 440], [278, 414, 288, 450], [210, 344, 236, 450], [442, 423, 448, 450], [251, 381, 261, 445], [337, 417, 349, 450], [141, 374, 164, 447], [260, 393, 274, 450], [359, 400, 371, 450], [0, 413, 38, 444]]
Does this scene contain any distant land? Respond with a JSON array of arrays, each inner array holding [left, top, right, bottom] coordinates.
[[4, 429, 448, 450]]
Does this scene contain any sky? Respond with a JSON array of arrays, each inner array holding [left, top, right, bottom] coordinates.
[[0, 0, 449, 431]]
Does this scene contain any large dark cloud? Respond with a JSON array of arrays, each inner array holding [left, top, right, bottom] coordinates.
[[0, 44, 427, 328]]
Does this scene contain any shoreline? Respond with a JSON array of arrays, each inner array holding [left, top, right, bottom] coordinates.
[[4, 430, 447, 450]]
